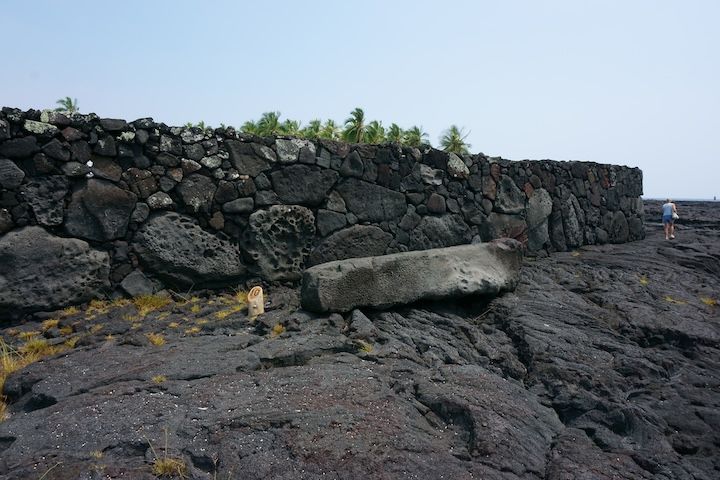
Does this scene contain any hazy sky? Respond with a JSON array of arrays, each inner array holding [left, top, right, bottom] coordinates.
[[2, 0, 718, 199]]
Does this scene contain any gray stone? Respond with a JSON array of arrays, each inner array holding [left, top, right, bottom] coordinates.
[[65, 179, 138, 241], [209, 211, 225, 230], [255, 190, 279, 206], [131, 202, 150, 223], [0, 208, 12, 233], [183, 143, 205, 161], [71, 141, 92, 162], [326, 191, 347, 213], [214, 180, 238, 204], [0, 119, 9, 141], [226, 140, 272, 176], [120, 270, 156, 297], [159, 176, 176, 192], [494, 175, 525, 214], [252, 143, 278, 163], [526, 188, 553, 251], [340, 151, 364, 178], [271, 165, 339, 206], [155, 152, 179, 167], [23, 120, 59, 137], [426, 193, 446, 214], [347, 309, 379, 341], [177, 174, 216, 213], [308, 225, 392, 267], [245, 205, 315, 281], [223, 197, 254, 214], [0, 226, 110, 313], [276, 139, 315, 164], [42, 139, 70, 161], [481, 213, 528, 244], [336, 179, 407, 222], [181, 158, 202, 174], [447, 153, 470, 179], [408, 214, 472, 250], [301, 239, 523, 313], [61, 161, 90, 177], [92, 157, 122, 182], [0, 159, 25, 189], [147, 192, 173, 210], [605, 211, 629, 244], [99, 118, 128, 131], [160, 134, 182, 155], [201, 155, 223, 169], [22, 176, 69, 226], [94, 135, 117, 156], [316, 209, 347, 237], [561, 194, 584, 248], [0, 136, 38, 158], [134, 212, 246, 287], [123, 168, 157, 199], [180, 129, 206, 144]]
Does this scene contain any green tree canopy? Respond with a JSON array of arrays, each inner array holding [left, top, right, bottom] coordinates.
[[365, 120, 386, 144], [55, 97, 78, 113], [342, 108, 366, 143], [439, 125, 471, 154], [404, 126, 430, 147]]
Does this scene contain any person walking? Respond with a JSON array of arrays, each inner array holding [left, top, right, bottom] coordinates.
[[662, 198, 678, 240]]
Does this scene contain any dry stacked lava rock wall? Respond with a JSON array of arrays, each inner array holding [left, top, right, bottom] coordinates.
[[0, 107, 644, 313]]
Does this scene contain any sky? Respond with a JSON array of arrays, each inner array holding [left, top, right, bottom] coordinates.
[[2, 0, 718, 199]]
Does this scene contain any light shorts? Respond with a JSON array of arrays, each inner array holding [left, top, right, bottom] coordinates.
[[662, 214, 673, 224]]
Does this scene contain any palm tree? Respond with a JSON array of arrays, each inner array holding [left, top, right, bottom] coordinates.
[[279, 119, 301, 137], [342, 108, 366, 143], [404, 126, 430, 147], [240, 120, 259, 135], [439, 125, 471, 154], [256, 111, 282, 137], [319, 119, 340, 140], [302, 119, 322, 139], [365, 120, 386, 144], [386, 123, 404, 144], [55, 97, 78, 113]]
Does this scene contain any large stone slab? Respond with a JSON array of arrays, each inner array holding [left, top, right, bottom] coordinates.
[[308, 225, 392, 266], [133, 212, 246, 287], [301, 239, 523, 313], [270, 165, 338, 206], [22, 176, 69, 227], [0, 227, 110, 314], [336, 178, 407, 222]]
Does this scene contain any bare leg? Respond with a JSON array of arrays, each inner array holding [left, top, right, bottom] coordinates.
[[670, 222, 675, 239], [664, 222, 669, 239]]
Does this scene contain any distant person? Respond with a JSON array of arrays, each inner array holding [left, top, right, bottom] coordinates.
[[662, 198, 678, 240]]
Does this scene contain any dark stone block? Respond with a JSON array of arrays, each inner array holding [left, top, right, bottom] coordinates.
[[0, 136, 39, 158], [271, 165, 339, 207]]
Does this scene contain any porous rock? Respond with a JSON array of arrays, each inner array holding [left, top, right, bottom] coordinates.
[[494, 175, 525, 214], [226, 140, 272, 177], [244, 205, 315, 281], [0, 136, 39, 158], [65, 179, 138, 241], [134, 212, 246, 287], [447, 153, 470, 179], [481, 213, 528, 244], [275, 139, 315, 164], [0, 226, 110, 313], [526, 188, 553, 251], [0, 159, 25, 189], [22, 176, 69, 227], [308, 225, 393, 266], [177, 174, 216, 213], [301, 239, 523, 312]]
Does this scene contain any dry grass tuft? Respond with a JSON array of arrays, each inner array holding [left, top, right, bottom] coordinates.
[[147, 428, 188, 479], [168, 322, 180, 329], [1, 339, 41, 421], [41, 319, 60, 331], [190, 304, 201, 314], [61, 305, 80, 317], [700, 296, 717, 307], [86, 299, 110, 316], [64, 337, 80, 349], [18, 331, 40, 340], [271, 324, 286, 337], [215, 305, 243, 320], [90, 324, 104, 334], [59, 325, 73, 336], [146, 333, 166, 346], [152, 375, 167, 384], [20, 338, 59, 356], [639, 275, 649, 286], [89, 450, 104, 459], [184, 326, 201, 336], [134, 295, 172, 317], [355, 339, 374, 353], [664, 295, 687, 305]]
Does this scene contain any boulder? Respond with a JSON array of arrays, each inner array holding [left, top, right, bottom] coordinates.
[[0, 159, 25, 189], [177, 174, 216, 213], [120, 270, 156, 297], [339, 151, 364, 178], [223, 197, 254, 214], [605, 211, 629, 244], [408, 214, 472, 250], [226, 140, 272, 177], [0, 209, 14, 233], [447, 153, 470, 179], [65, 179, 137, 241], [23, 120, 59, 137], [494, 175, 525, 214], [134, 212, 246, 288], [270, 165, 339, 206], [526, 188, 553, 251], [0, 227, 110, 313], [481, 213, 528, 244], [336, 178, 406, 222], [308, 225, 393, 266], [275, 139, 315, 164], [22, 176, 69, 227], [244, 205, 315, 282], [561, 194, 585, 248], [0, 136, 39, 158], [301, 239, 523, 313], [316, 209, 347, 237]]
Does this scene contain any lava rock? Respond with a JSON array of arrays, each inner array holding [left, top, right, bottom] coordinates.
[[0, 159, 25, 189], [65, 179, 138, 241], [308, 225, 393, 266], [271, 165, 339, 206], [408, 214, 472, 250], [177, 174, 216, 213], [336, 178, 406, 222], [21, 176, 69, 227]]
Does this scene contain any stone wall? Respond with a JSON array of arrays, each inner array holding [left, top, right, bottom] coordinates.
[[0, 107, 644, 314]]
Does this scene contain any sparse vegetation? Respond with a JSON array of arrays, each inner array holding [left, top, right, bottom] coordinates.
[[55, 96, 78, 113], [147, 428, 188, 479], [152, 375, 167, 384], [271, 324, 286, 337], [133, 295, 172, 316], [41, 319, 60, 331], [146, 333, 166, 346], [639, 275, 650, 286], [184, 326, 201, 335], [1, 339, 42, 420], [355, 339, 374, 353], [700, 296, 717, 307], [61, 306, 80, 317], [168, 322, 180, 329]]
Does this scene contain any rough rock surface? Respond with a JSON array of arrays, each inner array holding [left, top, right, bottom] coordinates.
[[308, 225, 393, 266], [0, 227, 109, 314], [270, 165, 338, 206], [133, 212, 246, 287], [244, 205, 316, 281], [408, 214, 472, 250], [22, 176, 69, 227], [0, 202, 718, 479], [301, 240, 523, 312], [336, 179, 407, 222], [65, 179, 138, 241]]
